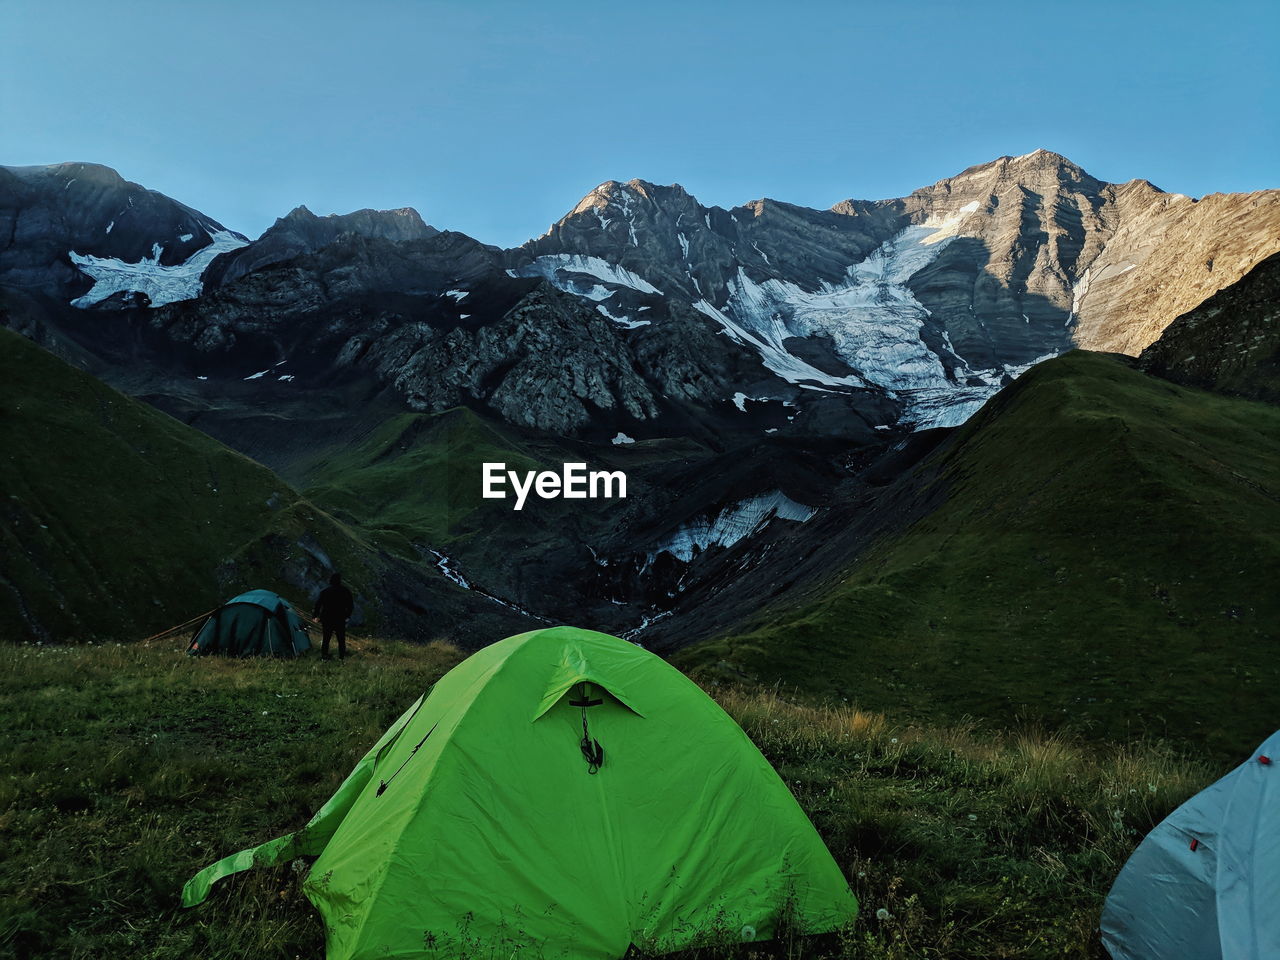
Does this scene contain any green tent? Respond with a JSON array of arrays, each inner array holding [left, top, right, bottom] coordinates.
[[188, 589, 310, 657], [183, 626, 857, 957]]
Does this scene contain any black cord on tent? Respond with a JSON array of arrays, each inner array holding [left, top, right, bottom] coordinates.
[[570, 682, 604, 774], [376, 722, 439, 796]]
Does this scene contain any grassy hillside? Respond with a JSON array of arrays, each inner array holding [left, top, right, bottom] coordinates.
[[298, 407, 549, 555], [299, 407, 716, 552], [294, 404, 722, 623], [0, 640, 1214, 959], [0, 329, 540, 645], [682, 352, 1280, 759], [0, 327, 388, 641]]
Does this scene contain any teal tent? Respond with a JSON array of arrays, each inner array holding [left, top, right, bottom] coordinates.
[[188, 589, 310, 657], [183, 626, 857, 957]]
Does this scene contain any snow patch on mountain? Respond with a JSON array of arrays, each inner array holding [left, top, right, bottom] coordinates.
[[618, 189, 639, 246], [68, 229, 248, 308], [693, 296, 868, 389], [1070, 266, 1092, 320], [650, 490, 816, 564], [513, 254, 662, 299], [597, 303, 650, 329], [920, 200, 980, 244]]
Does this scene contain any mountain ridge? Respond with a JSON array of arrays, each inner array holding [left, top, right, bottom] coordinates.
[[4, 151, 1277, 444]]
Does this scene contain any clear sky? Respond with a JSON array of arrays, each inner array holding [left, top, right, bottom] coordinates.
[[4, 0, 1277, 248]]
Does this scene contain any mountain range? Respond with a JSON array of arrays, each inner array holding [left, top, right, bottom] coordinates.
[[2, 151, 1277, 753]]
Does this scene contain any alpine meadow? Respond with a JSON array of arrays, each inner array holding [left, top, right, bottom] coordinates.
[[2, 4, 1278, 958]]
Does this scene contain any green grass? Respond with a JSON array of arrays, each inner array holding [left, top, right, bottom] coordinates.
[[0, 640, 1216, 960], [682, 352, 1280, 760], [0, 327, 379, 643], [297, 407, 547, 556]]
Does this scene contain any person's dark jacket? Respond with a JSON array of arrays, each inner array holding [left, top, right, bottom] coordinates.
[[314, 584, 354, 624]]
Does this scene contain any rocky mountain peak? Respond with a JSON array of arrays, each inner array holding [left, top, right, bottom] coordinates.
[[271, 204, 433, 238], [567, 179, 696, 220], [204, 204, 438, 288], [916, 149, 1106, 205], [4, 161, 129, 187], [1005, 147, 1073, 166], [570, 180, 625, 216], [985, 148, 1088, 177]]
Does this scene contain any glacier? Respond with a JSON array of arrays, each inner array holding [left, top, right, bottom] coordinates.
[[698, 203, 1002, 425], [650, 490, 816, 564], [690, 202, 1058, 428], [69, 229, 248, 308]]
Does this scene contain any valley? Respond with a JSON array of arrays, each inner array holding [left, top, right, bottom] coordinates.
[[1, 152, 1277, 758]]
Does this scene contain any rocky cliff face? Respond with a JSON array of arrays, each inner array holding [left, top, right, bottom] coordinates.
[[145, 231, 849, 440], [1070, 188, 1280, 355]]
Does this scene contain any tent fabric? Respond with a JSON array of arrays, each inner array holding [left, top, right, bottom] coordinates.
[[182, 626, 858, 958], [188, 589, 310, 657], [1101, 730, 1280, 960]]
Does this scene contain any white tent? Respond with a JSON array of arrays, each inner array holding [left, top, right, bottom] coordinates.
[[1101, 730, 1280, 960]]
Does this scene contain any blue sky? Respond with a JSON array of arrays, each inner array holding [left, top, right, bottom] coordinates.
[[4, 0, 1277, 247]]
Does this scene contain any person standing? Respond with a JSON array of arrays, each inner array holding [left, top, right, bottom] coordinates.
[[313, 572, 355, 660]]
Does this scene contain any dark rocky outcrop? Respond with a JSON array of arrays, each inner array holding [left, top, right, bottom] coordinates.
[[1139, 251, 1280, 403], [203, 204, 439, 288], [146, 231, 838, 440]]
